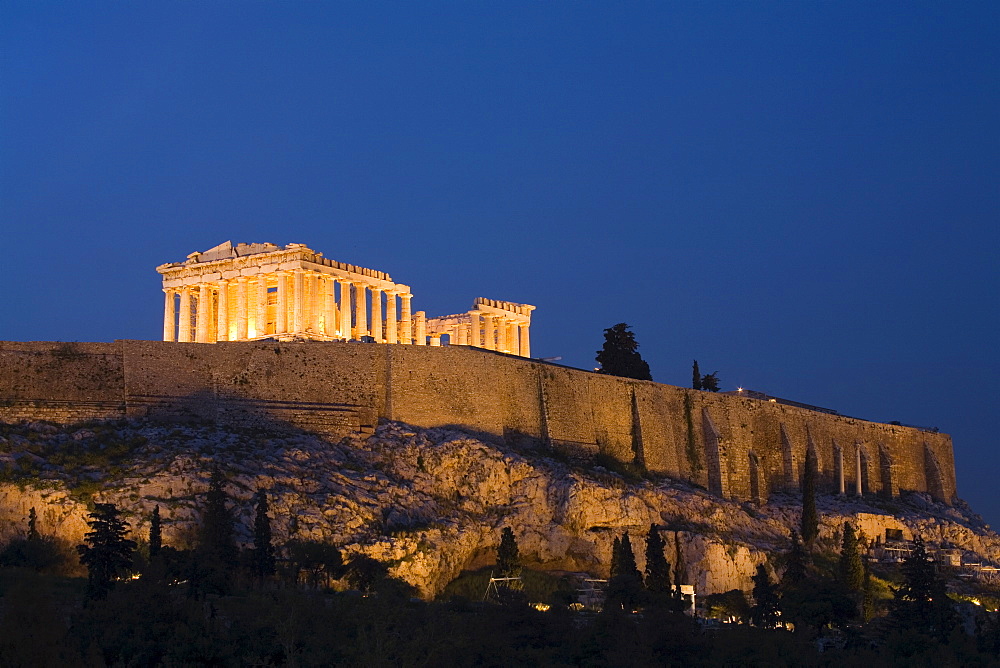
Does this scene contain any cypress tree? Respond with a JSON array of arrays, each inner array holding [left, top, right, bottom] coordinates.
[[252, 490, 276, 580], [77, 503, 136, 600], [692, 360, 702, 390], [195, 467, 238, 593], [149, 505, 162, 560], [782, 531, 807, 588], [607, 533, 644, 611], [27, 507, 39, 541], [595, 323, 653, 381], [861, 561, 875, 622], [610, 536, 621, 579], [496, 527, 522, 583], [644, 524, 671, 595], [801, 448, 819, 544], [838, 522, 864, 593]]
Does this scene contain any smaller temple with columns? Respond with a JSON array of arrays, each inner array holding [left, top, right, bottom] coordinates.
[[157, 241, 534, 356]]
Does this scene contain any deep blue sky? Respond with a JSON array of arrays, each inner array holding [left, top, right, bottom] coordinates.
[[2, 3, 998, 525]]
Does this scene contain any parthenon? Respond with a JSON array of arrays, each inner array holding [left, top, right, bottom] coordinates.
[[156, 241, 534, 356]]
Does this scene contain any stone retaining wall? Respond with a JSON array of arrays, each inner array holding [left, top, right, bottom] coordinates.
[[0, 340, 956, 503]]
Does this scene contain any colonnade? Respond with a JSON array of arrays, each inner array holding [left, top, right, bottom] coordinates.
[[163, 270, 415, 344], [158, 242, 535, 357]]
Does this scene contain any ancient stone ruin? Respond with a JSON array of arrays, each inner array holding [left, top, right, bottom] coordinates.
[[157, 241, 535, 356]]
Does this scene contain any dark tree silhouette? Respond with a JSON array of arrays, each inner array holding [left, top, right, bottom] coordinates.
[[700, 372, 720, 392], [148, 506, 162, 560], [862, 561, 875, 622], [839, 523, 864, 593], [607, 533, 644, 611], [750, 564, 780, 629], [344, 555, 389, 594], [496, 527, 522, 580], [644, 524, 671, 595], [252, 489, 276, 580], [595, 323, 652, 381], [692, 360, 702, 390], [27, 507, 39, 541], [891, 536, 958, 640], [800, 449, 819, 544], [195, 467, 238, 593], [77, 503, 136, 600], [782, 531, 808, 589], [284, 540, 342, 589]]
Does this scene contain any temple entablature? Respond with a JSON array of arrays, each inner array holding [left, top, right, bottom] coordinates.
[[157, 241, 533, 357]]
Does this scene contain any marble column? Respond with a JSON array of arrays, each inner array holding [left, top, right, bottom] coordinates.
[[508, 322, 520, 356], [429, 333, 441, 346], [292, 270, 304, 333], [323, 277, 336, 337], [497, 318, 508, 352], [414, 311, 426, 345], [482, 315, 495, 351], [163, 289, 176, 342], [456, 323, 468, 346], [385, 292, 398, 344], [308, 273, 321, 332], [236, 278, 249, 340], [338, 280, 352, 338], [256, 276, 268, 337], [276, 272, 288, 335], [855, 446, 863, 496], [178, 288, 192, 342], [468, 313, 481, 347], [196, 283, 211, 343], [519, 323, 530, 358], [837, 448, 845, 495], [371, 288, 383, 342], [216, 282, 229, 341], [354, 284, 368, 339], [399, 293, 412, 344]]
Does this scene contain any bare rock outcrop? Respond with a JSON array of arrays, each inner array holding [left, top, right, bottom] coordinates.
[[0, 419, 997, 598]]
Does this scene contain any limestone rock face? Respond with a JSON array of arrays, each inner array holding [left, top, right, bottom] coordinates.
[[0, 419, 996, 598]]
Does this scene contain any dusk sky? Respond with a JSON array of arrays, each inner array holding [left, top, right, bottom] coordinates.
[[3, 3, 998, 524]]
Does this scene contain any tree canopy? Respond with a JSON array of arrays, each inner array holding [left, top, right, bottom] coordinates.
[[77, 503, 136, 600], [595, 323, 652, 381]]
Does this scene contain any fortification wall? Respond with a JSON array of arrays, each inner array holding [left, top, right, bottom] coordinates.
[[0, 340, 956, 503]]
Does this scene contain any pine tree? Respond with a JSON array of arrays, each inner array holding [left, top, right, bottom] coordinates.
[[27, 507, 39, 541], [700, 372, 721, 392], [750, 564, 780, 629], [891, 536, 958, 640], [77, 503, 136, 600], [149, 505, 162, 560], [838, 522, 864, 593], [801, 448, 819, 544], [595, 323, 652, 381], [252, 489, 276, 580], [692, 360, 702, 390]]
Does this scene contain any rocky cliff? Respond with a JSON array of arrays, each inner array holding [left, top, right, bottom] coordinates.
[[0, 418, 995, 598]]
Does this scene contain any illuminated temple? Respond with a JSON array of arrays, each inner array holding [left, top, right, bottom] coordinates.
[[156, 241, 534, 356]]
